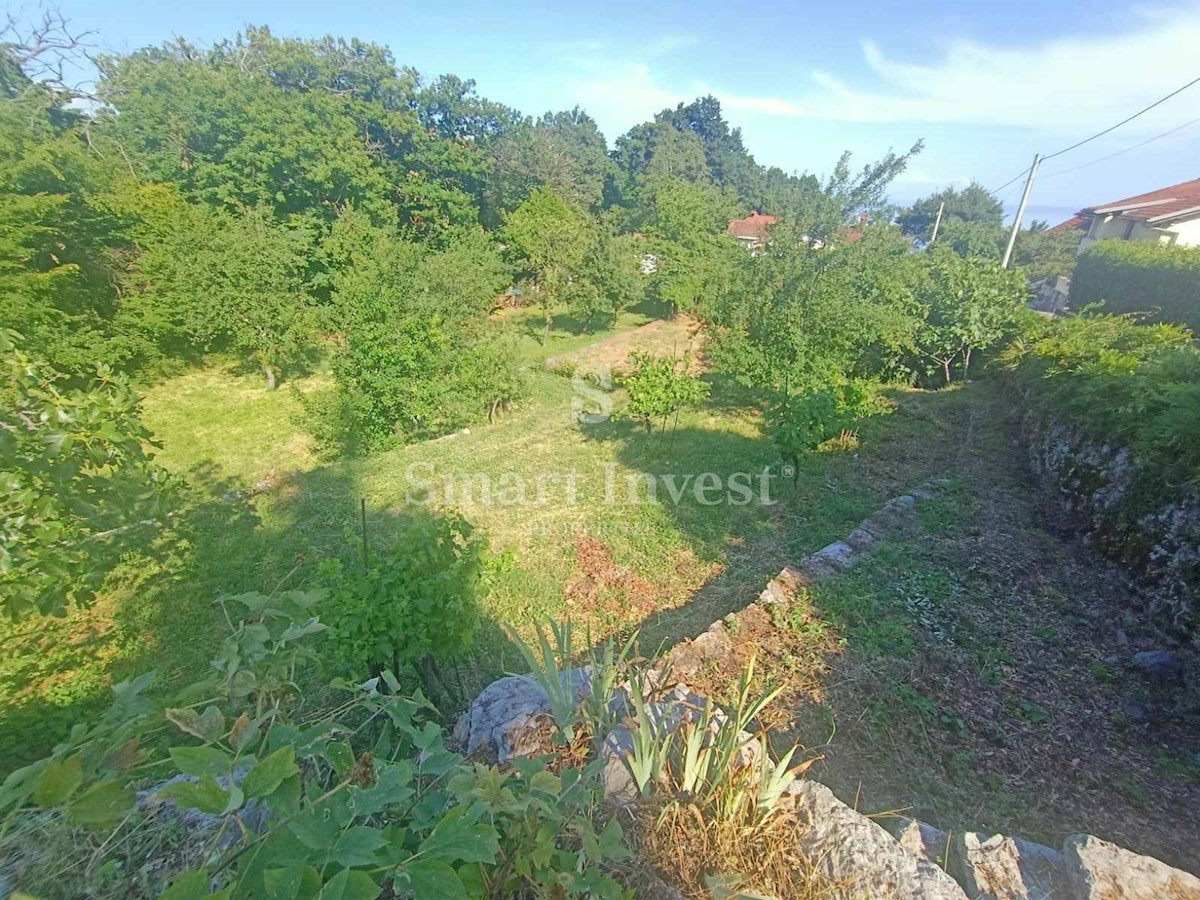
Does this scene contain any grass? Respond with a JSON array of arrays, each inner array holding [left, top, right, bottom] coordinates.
[[1, 302, 876, 766]]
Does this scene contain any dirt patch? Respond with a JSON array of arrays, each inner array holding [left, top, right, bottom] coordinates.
[[564, 535, 658, 625], [545, 315, 708, 375]]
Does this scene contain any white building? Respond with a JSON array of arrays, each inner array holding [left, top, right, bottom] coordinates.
[[1053, 177, 1200, 252]]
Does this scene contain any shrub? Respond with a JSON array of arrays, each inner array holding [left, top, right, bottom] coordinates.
[[0, 596, 632, 899], [321, 510, 488, 691], [767, 381, 888, 482], [621, 350, 710, 434], [1002, 312, 1200, 496], [1072, 240, 1200, 334], [0, 332, 170, 618]]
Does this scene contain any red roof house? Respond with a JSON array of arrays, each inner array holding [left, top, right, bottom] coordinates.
[[1055, 178, 1200, 250], [727, 212, 779, 249]]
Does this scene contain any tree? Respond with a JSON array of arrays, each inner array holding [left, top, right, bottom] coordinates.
[[914, 249, 1026, 384], [124, 204, 314, 388], [503, 187, 594, 341], [487, 108, 612, 217], [622, 351, 710, 435], [898, 181, 1004, 242], [0, 332, 169, 619]]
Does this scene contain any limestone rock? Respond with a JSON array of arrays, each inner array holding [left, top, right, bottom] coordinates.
[[889, 817, 949, 867], [454, 668, 591, 761], [789, 780, 967, 899], [950, 831, 1069, 899], [1063, 833, 1200, 899]]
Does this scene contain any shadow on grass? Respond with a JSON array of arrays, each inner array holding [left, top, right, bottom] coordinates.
[[0, 457, 521, 773]]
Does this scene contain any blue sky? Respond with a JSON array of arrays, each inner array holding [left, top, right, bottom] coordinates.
[[49, 0, 1200, 224]]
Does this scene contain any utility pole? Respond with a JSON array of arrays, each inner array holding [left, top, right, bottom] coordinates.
[[1001, 153, 1041, 268], [929, 201, 945, 243]]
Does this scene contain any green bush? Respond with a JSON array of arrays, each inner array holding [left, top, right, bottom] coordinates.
[[1002, 312, 1200, 497], [0, 331, 171, 618], [1072, 240, 1200, 334], [621, 350, 710, 434], [0, 593, 633, 899], [321, 510, 488, 685]]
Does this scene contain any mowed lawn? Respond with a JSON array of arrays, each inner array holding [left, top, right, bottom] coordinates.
[[0, 309, 957, 767]]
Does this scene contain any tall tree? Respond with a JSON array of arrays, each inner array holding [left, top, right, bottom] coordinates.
[[897, 181, 1004, 242]]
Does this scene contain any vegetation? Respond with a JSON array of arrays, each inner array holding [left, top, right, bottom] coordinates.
[[1002, 311, 1200, 504], [1071, 239, 1200, 334], [5, 9, 1200, 896]]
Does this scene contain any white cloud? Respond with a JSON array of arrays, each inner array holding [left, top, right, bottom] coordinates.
[[568, 3, 1200, 140]]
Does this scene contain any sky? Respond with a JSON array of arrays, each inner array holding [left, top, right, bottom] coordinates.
[[43, 0, 1200, 225]]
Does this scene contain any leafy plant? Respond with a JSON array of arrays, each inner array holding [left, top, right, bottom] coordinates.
[[0, 331, 170, 618], [621, 350, 710, 435], [322, 510, 488, 694]]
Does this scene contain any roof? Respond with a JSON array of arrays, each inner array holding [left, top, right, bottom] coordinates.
[[727, 211, 779, 241], [1074, 177, 1200, 226], [1047, 213, 1089, 234]]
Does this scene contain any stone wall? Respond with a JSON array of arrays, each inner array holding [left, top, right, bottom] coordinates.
[[1021, 411, 1200, 646]]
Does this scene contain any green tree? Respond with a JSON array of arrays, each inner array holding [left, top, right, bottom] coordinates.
[[124, 204, 314, 388], [503, 187, 594, 341], [915, 250, 1026, 384], [898, 181, 1004, 242], [0, 332, 169, 619]]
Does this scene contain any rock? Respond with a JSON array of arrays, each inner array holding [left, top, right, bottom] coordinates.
[[1115, 630, 1129, 647], [950, 831, 1069, 899], [666, 623, 732, 678], [806, 540, 858, 576], [1102, 654, 1121, 667], [1063, 833, 1200, 899], [1131, 649, 1185, 680], [454, 668, 592, 761], [890, 817, 950, 867], [1121, 700, 1150, 724], [137, 766, 271, 843], [789, 780, 967, 899]]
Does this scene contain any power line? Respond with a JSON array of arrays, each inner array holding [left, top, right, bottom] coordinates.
[[1040, 115, 1200, 179], [988, 167, 1032, 197], [1041, 74, 1200, 161]]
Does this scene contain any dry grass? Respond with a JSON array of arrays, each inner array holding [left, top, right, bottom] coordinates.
[[630, 795, 831, 899], [544, 314, 708, 376]]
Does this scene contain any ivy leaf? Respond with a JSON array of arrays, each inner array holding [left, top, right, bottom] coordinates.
[[317, 869, 380, 900], [332, 825, 388, 867], [402, 860, 467, 900], [65, 780, 134, 828], [418, 807, 500, 865], [170, 746, 232, 778], [243, 746, 298, 799], [159, 869, 210, 900], [32, 753, 82, 806], [159, 775, 229, 815]]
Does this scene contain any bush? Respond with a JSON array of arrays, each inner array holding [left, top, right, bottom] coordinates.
[[0, 332, 170, 618], [0, 595, 633, 899], [1072, 240, 1200, 334], [621, 350, 709, 434], [767, 381, 888, 482], [321, 510, 488, 687], [1002, 312, 1200, 496]]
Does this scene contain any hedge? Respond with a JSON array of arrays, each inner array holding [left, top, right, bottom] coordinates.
[[1071, 240, 1200, 335]]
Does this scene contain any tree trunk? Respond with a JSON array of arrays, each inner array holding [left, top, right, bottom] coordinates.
[[942, 358, 952, 386], [963, 347, 973, 377], [263, 364, 277, 391]]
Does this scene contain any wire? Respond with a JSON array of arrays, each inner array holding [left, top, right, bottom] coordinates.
[[1039, 115, 1200, 179], [988, 167, 1031, 197], [1041, 74, 1200, 161]]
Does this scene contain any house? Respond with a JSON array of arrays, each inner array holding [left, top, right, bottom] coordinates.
[[727, 211, 779, 252], [1053, 177, 1200, 252]]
